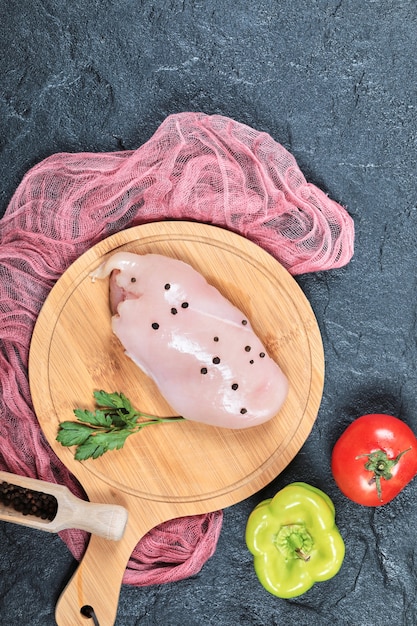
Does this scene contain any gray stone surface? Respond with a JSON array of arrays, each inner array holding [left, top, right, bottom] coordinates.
[[1, 0, 417, 624]]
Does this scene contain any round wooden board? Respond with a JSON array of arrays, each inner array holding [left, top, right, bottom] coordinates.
[[30, 220, 323, 507], [29, 221, 324, 626]]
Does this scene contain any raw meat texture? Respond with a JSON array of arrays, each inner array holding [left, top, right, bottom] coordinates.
[[91, 252, 289, 429]]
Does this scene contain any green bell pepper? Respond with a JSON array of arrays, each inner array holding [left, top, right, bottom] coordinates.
[[245, 482, 345, 598]]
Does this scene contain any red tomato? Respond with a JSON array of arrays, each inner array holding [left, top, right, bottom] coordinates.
[[331, 414, 417, 506]]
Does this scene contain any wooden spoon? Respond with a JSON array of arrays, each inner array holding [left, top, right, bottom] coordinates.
[[0, 470, 127, 540]]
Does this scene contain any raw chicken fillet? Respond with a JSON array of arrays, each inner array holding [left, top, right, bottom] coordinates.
[[91, 252, 289, 429]]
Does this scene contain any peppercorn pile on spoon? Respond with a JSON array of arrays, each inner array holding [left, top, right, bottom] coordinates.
[[0, 470, 128, 541], [29, 222, 325, 626]]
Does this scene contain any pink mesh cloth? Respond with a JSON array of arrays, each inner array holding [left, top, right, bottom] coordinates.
[[0, 112, 354, 585]]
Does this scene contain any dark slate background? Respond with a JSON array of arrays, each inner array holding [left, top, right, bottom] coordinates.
[[1, 1, 417, 625]]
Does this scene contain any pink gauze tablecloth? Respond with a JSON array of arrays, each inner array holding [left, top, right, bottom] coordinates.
[[0, 111, 354, 586]]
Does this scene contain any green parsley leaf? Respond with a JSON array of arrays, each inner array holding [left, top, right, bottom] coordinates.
[[56, 422, 93, 447], [73, 408, 112, 427], [74, 437, 108, 461], [93, 429, 131, 451], [93, 390, 133, 412]]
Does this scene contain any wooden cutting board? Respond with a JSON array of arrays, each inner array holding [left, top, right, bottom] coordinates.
[[28, 221, 324, 626]]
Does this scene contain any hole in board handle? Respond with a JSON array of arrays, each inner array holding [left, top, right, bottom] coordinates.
[[80, 605, 100, 625]]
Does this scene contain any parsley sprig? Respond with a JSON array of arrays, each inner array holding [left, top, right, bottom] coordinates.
[[56, 390, 184, 461]]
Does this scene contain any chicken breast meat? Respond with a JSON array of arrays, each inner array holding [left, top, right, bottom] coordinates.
[[91, 251, 288, 429]]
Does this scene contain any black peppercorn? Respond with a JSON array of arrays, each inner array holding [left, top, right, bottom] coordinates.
[[0, 481, 57, 521]]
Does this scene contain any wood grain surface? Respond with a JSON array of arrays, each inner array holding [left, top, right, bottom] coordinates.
[[28, 221, 324, 626]]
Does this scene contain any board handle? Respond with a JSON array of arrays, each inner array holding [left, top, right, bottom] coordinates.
[[0, 471, 128, 541], [55, 513, 159, 626]]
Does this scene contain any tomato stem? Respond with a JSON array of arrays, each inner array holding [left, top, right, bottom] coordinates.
[[356, 448, 411, 501]]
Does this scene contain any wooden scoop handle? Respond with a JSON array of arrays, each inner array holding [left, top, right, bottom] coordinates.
[[51, 488, 128, 541]]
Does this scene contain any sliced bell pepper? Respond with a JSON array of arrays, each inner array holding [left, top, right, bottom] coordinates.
[[245, 482, 345, 598]]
